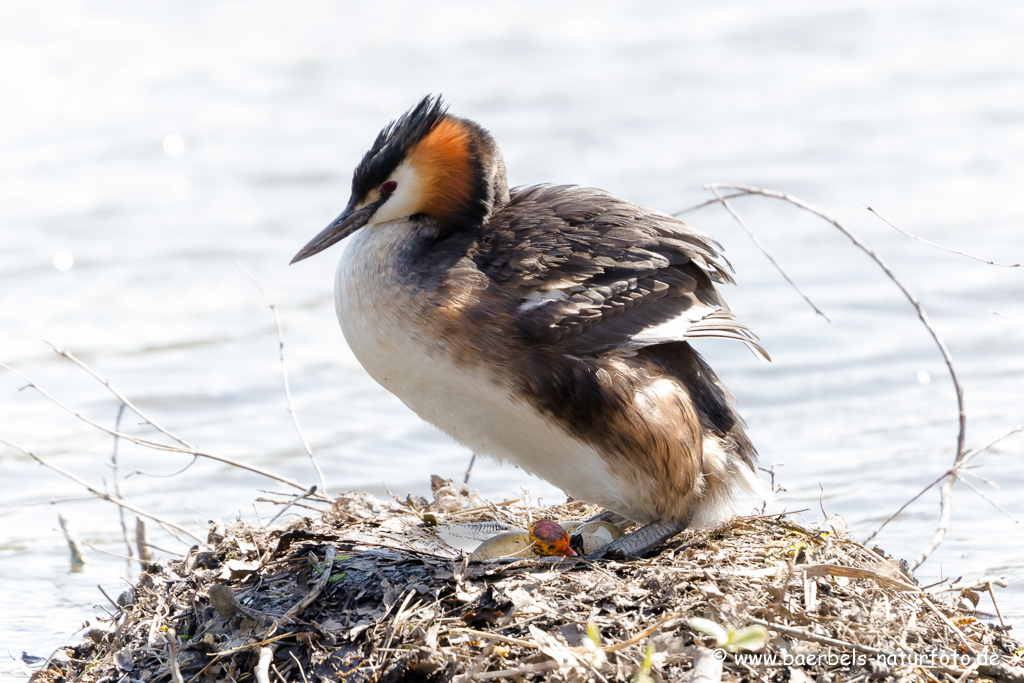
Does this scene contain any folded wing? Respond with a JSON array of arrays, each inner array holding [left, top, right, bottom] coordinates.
[[476, 185, 768, 359]]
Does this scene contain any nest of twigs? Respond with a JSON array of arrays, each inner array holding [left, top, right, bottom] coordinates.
[[34, 481, 1023, 683]]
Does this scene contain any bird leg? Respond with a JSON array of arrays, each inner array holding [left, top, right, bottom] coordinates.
[[589, 510, 694, 559]]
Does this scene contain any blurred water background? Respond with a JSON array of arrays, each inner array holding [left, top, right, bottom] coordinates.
[[2, 1, 1023, 675]]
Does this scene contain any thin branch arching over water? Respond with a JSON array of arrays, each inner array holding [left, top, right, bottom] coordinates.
[[858, 200, 1022, 268], [707, 185, 830, 321], [671, 191, 749, 216], [706, 184, 967, 570]]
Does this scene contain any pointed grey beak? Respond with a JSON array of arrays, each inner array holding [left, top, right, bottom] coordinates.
[[290, 199, 379, 264]]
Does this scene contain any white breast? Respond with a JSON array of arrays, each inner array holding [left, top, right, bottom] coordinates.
[[334, 221, 643, 520]]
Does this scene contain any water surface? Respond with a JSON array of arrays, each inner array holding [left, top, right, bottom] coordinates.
[[2, 1, 1023, 675]]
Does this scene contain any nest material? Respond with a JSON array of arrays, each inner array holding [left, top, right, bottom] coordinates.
[[36, 483, 1024, 683]]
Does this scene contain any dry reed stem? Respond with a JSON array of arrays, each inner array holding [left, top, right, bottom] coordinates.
[[57, 510, 87, 571], [137, 517, 155, 566], [255, 647, 272, 683], [987, 581, 1008, 631], [109, 403, 135, 561]]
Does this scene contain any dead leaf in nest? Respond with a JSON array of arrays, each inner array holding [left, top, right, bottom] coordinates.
[[235, 539, 258, 556], [114, 647, 134, 672], [219, 559, 260, 581], [208, 584, 244, 620], [272, 529, 339, 554]]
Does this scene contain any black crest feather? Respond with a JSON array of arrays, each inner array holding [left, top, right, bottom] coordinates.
[[351, 95, 448, 203]]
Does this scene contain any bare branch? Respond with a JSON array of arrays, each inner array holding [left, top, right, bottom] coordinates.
[[1, 437, 203, 543], [988, 581, 1008, 631], [0, 359, 328, 500], [43, 340, 193, 450], [671, 191, 749, 216], [993, 311, 1024, 323], [859, 201, 1021, 267], [862, 471, 946, 545], [961, 425, 1024, 468], [709, 185, 966, 569], [0, 495, 96, 507], [266, 486, 318, 527], [864, 425, 1023, 545], [959, 475, 1021, 526], [238, 263, 328, 495], [707, 185, 830, 321]]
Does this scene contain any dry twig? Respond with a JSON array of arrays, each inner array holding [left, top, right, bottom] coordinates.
[[0, 357, 327, 500], [255, 647, 273, 683], [705, 184, 965, 569], [1, 437, 202, 543], [238, 263, 328, 495], [860, 201, 1021, 268], [266, 486, 319, 526], [165, 628, 184, 683], [708, 185, 829, 321]]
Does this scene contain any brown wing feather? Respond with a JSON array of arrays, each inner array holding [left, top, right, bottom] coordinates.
[[475, 185, 767, 359]]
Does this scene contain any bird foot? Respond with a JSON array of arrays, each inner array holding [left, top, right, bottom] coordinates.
[[588, 516, 692, 559]]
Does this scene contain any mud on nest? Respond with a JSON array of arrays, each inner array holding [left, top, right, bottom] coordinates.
[[34, 480, 1024, 683]]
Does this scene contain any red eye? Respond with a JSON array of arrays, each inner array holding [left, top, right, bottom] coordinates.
[[382, 180, 397, 194]]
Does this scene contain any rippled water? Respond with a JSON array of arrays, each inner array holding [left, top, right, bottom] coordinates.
[[3, 1, 1024, 675]]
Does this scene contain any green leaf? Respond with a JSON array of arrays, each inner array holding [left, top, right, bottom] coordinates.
[[586, 622, 602, 647], [725, 625, 769, 653], [686, 618, 729, 647]]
